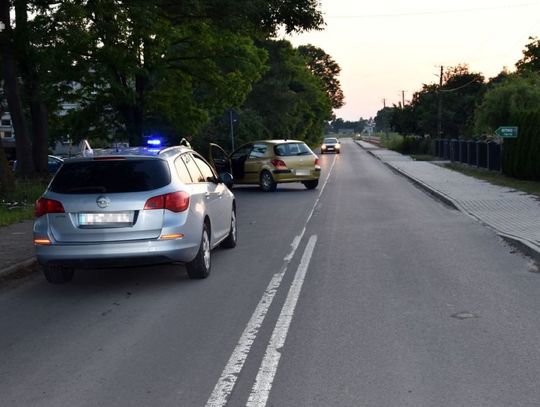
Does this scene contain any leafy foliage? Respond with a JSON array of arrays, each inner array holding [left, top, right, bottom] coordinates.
[[391, 65, 485, 138], [516, 36, 540, 73], [240, 40, 333, 145], [502, 110, 540, 180], [474, 73, 540, 134], [298, 44, 344, 109], [0, 0, 328, 183]]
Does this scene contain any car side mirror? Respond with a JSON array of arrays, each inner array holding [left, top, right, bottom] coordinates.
[[219, 172, 234, 189]]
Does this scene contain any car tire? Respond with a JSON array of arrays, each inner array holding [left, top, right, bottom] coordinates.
[[260, 170, 277, 192], [43, 265, 74, 284], [221, 207, 237, 249], [302, 180, 319, 190], [186, 223, 211, 279]]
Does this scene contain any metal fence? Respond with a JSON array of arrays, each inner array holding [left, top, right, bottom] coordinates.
[[432, 139, 501, 171]]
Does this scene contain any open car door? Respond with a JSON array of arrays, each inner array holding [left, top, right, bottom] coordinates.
[[209, 143, 232, 177]]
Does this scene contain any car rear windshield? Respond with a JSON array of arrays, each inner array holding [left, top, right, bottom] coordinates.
[[324, 138, 338, 143], [49, 159, 171, 194], [274, 143, 312, 156]]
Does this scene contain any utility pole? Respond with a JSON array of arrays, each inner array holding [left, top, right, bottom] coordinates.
[[437, 65, 443, 138], [402, 90, 405, 107], [229, 109, 235, 151]]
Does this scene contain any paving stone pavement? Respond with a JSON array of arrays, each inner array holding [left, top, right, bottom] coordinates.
[[0, 219, 36, 277], [356, 140, 540, 259]]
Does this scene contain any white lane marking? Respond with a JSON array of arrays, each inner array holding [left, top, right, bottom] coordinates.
[[247, 235, 318, 407], [205, 272, 285, 407], [205, 157, 335, 407]]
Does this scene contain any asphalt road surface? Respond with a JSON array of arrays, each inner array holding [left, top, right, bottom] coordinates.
[[2, 138, 540, 407]]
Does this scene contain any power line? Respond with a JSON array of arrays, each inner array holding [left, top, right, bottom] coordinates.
[[326, 2, 540, 19]]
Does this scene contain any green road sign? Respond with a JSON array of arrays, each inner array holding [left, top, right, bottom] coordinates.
[[495, 126, 518, 138]]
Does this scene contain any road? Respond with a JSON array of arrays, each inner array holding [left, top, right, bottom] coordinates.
[[2, 138, 540, 406]]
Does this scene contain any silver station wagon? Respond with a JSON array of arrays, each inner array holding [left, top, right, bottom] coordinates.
[[33, 145, 236, 283]]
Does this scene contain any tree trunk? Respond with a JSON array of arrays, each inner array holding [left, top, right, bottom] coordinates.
[[0, 0, 34, 178], [16, 0, 48, 175]]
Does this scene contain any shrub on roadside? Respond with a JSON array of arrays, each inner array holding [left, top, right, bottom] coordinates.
[[502, 110, 540, 180], [380, 133, 430, 155]]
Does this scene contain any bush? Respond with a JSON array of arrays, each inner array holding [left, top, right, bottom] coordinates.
[[502, 110, 540, 180], [380, 133, 430, 155]]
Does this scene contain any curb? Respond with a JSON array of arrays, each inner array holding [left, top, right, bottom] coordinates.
[[355, 140, 540, 264], [0, 258, 38, 280]]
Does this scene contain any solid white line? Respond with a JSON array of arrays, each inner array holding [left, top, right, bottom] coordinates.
[[246, 235, 318, 407], [205, 271, 285, 407], [205, 157, 335, 407]]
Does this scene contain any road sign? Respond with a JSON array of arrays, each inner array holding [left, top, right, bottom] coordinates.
[[495, 126, 518, 138]]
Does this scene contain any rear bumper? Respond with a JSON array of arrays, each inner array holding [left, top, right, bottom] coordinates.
[[35, 238, 199, 269], [273, 168, 320, 183]]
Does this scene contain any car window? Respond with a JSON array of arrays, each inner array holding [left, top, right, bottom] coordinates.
[[193, 155, 216, 182], [231, 145, 252, 159], [274, 143, 312, 156], [181, 153, 205, 183], [324, 138, 338, 143], [50, 159, 171, 193], [174, 156, 193, 184], [249, 143, 267, 158]]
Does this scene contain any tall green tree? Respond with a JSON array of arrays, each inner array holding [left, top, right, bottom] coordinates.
[[241, 40, 332, 144], [474, 73, 540, 134], [298, 44, 344, 109], [0, 0, 325, 183], [391, 64, 485, 138], [516, 36, 540, 73], [0, 0, 34, 177]]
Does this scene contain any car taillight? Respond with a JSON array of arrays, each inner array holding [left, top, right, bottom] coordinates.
[[270, 159, 287, 169], [144, 191, 190, 213], [314, 157, 320, 166], [35, 198, 65, 218]]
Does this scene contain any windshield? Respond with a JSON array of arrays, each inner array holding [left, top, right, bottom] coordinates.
[[323, 138, 338, 144]]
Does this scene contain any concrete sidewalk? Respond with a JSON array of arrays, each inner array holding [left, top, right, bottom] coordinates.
[[356, 139, 540, 261]]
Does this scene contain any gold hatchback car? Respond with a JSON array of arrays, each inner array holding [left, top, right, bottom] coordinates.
[[210, 140, 321, 192]]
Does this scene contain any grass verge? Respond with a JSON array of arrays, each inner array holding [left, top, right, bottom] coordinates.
[[444, 163, 540, 198], [0, 178, 48, 227]]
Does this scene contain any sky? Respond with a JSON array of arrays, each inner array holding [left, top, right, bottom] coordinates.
[[286, 0, 540, 121]]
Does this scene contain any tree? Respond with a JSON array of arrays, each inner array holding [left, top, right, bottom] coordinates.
[[395, 64, 485, 138], [241, 40, 332, 144], [516, 36, 540, 73], [0, 0, 325, 185], [439, 64, 485, 137], [374, 107, 394, 133], [0, 0, 34, 178], [474, 73, 540, 134], [298, 44, 344, 109]]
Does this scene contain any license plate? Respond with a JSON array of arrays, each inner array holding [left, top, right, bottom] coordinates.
[[295, 169, 310, 176], [79, 212, 134, 226]]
